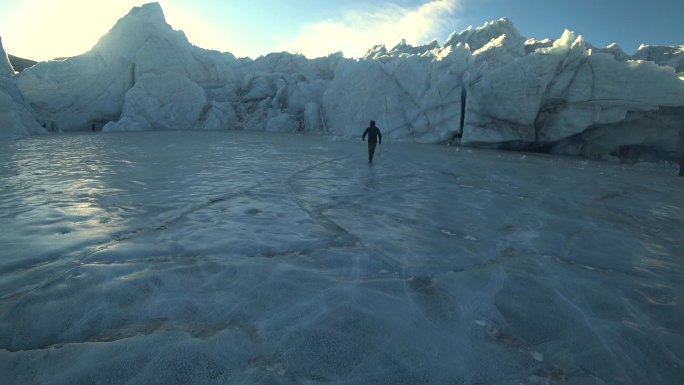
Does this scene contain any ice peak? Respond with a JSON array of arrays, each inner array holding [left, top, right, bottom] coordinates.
[[443, 16, 522, 52], [363, 39, 440, 60], [632, 44, 684, 72], [588, 42, 629, 61], [90, 2, 186, 60], [481, 17, 515, 30], [129, 2, 164, 15], [0, 36, 15, 76], [571, 34, 586, 49], [114, 1, 170, 31], [553, 29, 576, 49]]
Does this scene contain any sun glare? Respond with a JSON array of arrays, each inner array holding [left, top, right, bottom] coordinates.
[[2, 0, 142, 60], [2, 0, 258, 60]]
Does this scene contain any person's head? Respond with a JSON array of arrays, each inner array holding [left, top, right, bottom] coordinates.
[[370, 120, 376, 127]]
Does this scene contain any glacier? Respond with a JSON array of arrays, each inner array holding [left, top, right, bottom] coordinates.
[[0, 2, 682, 160], [1, 3, 684, 384]]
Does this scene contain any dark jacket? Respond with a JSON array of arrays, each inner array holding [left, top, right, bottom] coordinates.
[[680, 152, 684, 166], [362, 125, 382, 144]]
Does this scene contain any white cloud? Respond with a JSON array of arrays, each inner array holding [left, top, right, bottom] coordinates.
[[276, 0, 462, 58]]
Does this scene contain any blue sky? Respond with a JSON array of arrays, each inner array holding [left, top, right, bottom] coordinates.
[[0, 0, 681, 61]]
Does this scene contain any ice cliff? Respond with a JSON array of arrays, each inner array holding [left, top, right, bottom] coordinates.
[[0, 37, 46, 137], [0, 37, 14, 77], [2, 2, 683, 159]]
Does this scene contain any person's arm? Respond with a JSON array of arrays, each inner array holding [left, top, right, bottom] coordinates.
[[378, 129, 382, 144], [362, 128, 368, 141]]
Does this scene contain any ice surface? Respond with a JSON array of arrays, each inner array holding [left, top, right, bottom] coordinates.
[[1, 131, 682, 384]]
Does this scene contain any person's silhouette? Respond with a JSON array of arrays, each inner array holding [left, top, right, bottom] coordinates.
[[362, 120, 382, 164]]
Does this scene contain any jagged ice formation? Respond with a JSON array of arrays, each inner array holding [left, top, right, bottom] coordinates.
[[1, 2, 683, 160]]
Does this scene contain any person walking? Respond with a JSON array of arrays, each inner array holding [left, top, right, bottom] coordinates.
[[362, 120, 382, 164]]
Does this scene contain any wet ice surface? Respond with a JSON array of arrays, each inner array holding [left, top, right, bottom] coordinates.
[[0, 131, 682, 385]]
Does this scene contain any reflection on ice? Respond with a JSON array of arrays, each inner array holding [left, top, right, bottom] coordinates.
[[0, 131, 682, 384]]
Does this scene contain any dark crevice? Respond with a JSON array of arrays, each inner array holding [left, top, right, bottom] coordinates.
[[610, 145, 679, 164], [448, 86, 466, 145], [459, 86, 467, 132]]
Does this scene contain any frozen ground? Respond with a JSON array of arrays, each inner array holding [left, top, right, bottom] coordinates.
[[0, 131, 682, 385]]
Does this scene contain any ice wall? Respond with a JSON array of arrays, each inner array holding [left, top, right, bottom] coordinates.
[[0, 37, 47, 138], [462, 30, 684, 156], [5, 3, 684, 159], [323, 44, 469, 142], [229, 52, 341, 133], [0, 78, 47, 137]]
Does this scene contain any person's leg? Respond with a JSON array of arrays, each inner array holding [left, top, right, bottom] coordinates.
[[368, 142, 377, 163]]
